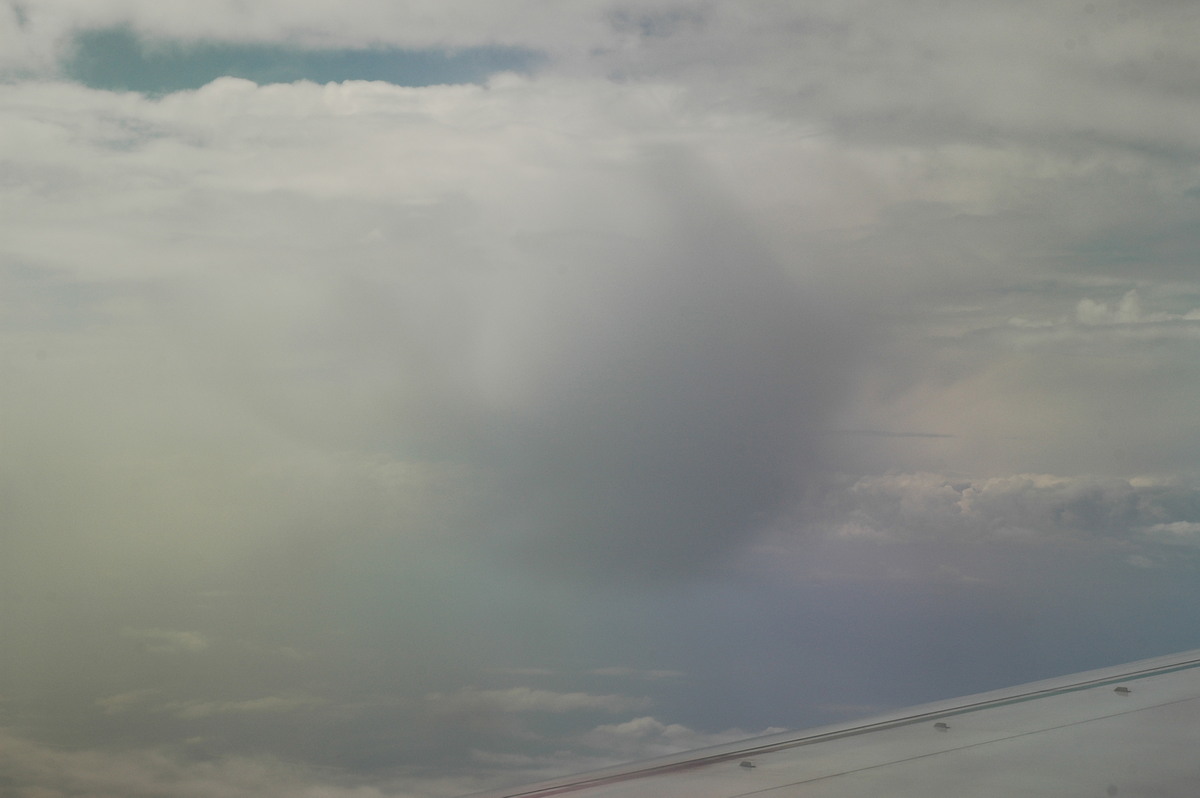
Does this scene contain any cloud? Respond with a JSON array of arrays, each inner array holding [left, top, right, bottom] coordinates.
[[98, 689, 324, 719], [1, 72, 860, 581], [1076, 290, 1148, 326], [426, 687, 650, 716], [4, 3, 1200, 796], [4, 0, 1197, 170], [0, 727, 471, 798], [0, 0, 702, 76], [96, 688, 162, 715], [986, 290, 1200, 347], [121, 628, 210, 654], [476, 147, 852, 580], [1141, 521, 1200, 547], [814, 472, 1200, 545], [168, 695, 326, 720], [1073, 290, 1200, 333], [587, 667, 686, 680], [487, 667, 557, 678], [579, 716, 786, 760]]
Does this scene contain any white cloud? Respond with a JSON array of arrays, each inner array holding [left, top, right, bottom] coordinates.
[[816, 472, 1200, 545], [1077, 290, 1145, 326], [1141, 521, 1200, 547], [426, 687, 650, 716], [4, 0, 1195, 165], [994, 290, 1200, 344], [945, 288, 1200, 352], [579, 716, 786, 760], [1080, 291, 1200, 329]]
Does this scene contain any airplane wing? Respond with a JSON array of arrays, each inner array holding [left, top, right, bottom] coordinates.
[[471, 648, 1200, 797]]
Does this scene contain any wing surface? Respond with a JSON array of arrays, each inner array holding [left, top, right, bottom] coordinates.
[[471, 648, 1200, 797]]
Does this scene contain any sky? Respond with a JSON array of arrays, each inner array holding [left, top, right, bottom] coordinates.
[[3, 1, 1200, 795]]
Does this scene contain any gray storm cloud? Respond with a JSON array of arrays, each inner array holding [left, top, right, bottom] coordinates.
[[151, 142, 854, 585], [463, 149, 850, 579]]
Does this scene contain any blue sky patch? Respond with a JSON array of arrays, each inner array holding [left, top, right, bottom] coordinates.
[[63, 27, 544, 94]]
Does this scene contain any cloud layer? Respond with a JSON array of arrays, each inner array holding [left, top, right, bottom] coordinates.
[[4, 2, 1200, 797]]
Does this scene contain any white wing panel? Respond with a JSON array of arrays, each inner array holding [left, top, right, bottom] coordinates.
[[473, 649, 1200, 797]]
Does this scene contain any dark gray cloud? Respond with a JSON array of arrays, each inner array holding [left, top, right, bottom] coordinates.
[[466, 148, 853, 580]]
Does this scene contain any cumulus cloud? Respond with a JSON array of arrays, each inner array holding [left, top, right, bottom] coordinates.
[[1076, 290, 1148, 326], [426, 687, 650, 716], [816, 472, 1200, 544], [579, 716, 786, 760], [1141, 521, 1200, 547], [8, 1, 1194, 161], [1074, 290, 1200, 333], [989, 290, 1200, 347]]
